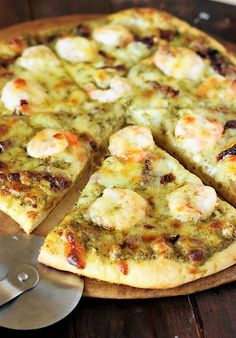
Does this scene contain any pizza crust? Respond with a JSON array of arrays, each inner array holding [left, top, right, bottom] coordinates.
[[38, 230, 236, 289], [0, 7, 235, 289]]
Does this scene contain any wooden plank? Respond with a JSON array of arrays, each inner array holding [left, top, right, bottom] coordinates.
[[29, 0, 112, 19], [0, 0, 30, 27], [0, 315, 74, 337], [191, 283, 236, 338], [71, 296, 200, 338]]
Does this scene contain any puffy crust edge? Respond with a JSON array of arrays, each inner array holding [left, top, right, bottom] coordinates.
[[0, 8, 235, 64], [38, 229, 236, 289]]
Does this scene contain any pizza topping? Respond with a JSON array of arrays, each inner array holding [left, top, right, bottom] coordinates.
[[224, 120, 236, 132], [151, 81, 179, 98], [175, 114, 223, 152], [27, 128, 69, 158], [0, 124, 9, 136], [18, 45, 61, 72], [159, 29, 177, 41], [197, 47, 236, 78], [43, 174, 71, 192], [9, 38, 26, 53], [160, 173, 175, 184], [150, 236, 174, 256], [92, 25, 133, 48], [168, 234, 180, 244], [154, 46, 205, 80], [85, 76, 131, 103], [55, 36, 97, 63], [1, 78, 48, 113], [188, 249, 205, 263], [89, 188, 148, 231], [109, 126, 155, 162], [168, 184, 217, 223], [134, 35, 156, 47], [66, 232, 86, 269], [0, 161, 7, 172], [217, 144, 236, 161], [197, 77, 236, 102], [74, 23, 91, 38], [0, 139, 12, 153], [117, 260, 129, 275]]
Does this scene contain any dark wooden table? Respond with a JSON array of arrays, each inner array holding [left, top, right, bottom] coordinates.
[[0, 1, 236, 337]]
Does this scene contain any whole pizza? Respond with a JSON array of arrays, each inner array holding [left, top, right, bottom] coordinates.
[[0, 8, 235, 289]]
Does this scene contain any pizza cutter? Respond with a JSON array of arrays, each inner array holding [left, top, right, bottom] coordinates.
[[0, 234, 84, 330]]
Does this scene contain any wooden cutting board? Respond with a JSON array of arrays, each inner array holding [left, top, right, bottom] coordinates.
[[0, 15, 235, 299]]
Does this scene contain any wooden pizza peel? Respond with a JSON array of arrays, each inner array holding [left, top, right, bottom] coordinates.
[[0, 15, 235, 299]]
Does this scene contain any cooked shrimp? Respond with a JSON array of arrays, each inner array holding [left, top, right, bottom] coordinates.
[[1, 78, 47, 113], [175, 114, 223, 152], [18, 45, 61, 72], [154, 45, 205, 80], [109, 125, 155, 162], [27, 128, 69, 158], [55, 36, 97, 63], [168, 184, 217, 222], [92, 25, 133, 48], [197, 77, 236, 102], [89, 188, 148, 230], [85, 76, 132, 103], [27, 128, 90, 160]]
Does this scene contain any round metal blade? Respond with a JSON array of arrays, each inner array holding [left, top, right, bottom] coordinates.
[[0, 234, 84, 330]]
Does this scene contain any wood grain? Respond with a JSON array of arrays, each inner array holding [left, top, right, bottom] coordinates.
[[0, 0, 30, 28], [28, 0, 112, 19], [192, 283, 236, 338]]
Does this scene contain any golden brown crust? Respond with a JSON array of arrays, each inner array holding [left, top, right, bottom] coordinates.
[[0, 14, 103, 41], [38, 229, 236, 289], [0, 8, 234, 62]]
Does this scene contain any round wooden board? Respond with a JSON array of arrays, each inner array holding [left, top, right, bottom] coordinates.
[[0, 14, 235, 299]]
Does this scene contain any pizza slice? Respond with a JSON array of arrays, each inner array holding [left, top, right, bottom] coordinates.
[[0, 42, 88, 116], [127, 44, 236, 111], [128, 94, 236, 207], [0, 115, 91, 234], [39, 126, 236, 289]]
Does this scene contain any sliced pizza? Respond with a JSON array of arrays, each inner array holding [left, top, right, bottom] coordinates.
[[0, 115, 91, 234], [39, 126, 236, 288], [128, 97, 236, 207]]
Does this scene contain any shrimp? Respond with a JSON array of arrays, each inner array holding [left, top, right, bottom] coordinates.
[[197, 77, 236, 102], [89, 188, 148, 230], [92, 25, 133, 48], [1, 78, 47, 113], [27, 128, 90, 160], [109, 125, 155, 162], [85, 76, 132, 103], [55, 36, 97, 63], [168, 184, 217, 222], [154, 45, 205, 80], [18, 45, 61, 72], [175, 114, 223, 152], [27, 128, 69, 158]]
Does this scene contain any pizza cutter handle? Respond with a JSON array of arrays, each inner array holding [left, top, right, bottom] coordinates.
[[0, 264, 39, 307]]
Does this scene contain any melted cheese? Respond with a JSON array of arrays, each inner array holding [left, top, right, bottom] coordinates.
[[18, 45, 61, 73], [92, 25, 133, 48], [89, 188, 148, 230], [1, 78, 48, 112], [109, 125, 155, 161], [55, 36, 97, 63]]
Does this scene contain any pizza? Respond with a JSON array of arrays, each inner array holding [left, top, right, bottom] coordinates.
[[39, 125, 236, 288], [0, 8, 236, 288]]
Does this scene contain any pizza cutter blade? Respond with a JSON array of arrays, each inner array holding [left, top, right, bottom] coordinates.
[[0, 234, 84, 330]]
